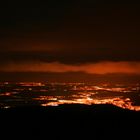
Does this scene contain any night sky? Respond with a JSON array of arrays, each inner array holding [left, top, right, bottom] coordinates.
[[0, 0, 140, 82]]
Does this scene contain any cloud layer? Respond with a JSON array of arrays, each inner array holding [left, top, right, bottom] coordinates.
[[1, 61, 140, 74]]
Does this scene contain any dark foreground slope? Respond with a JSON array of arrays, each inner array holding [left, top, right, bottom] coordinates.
[[0, 104, 140, 139]]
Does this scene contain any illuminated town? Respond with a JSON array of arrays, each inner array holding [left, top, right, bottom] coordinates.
[[0, 82, 140, 111]]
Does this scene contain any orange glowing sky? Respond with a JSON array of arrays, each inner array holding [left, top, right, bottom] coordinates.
[[1, 61, 140, 74], [0, 1, 140, 81]]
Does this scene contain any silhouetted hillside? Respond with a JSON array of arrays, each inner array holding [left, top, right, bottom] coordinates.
[[0, 104, 139, 139]]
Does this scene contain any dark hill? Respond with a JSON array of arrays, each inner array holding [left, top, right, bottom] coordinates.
[[0, 104, 139, 139]]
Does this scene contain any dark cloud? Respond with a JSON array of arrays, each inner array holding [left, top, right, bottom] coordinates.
[[0, 45, 140, 65]]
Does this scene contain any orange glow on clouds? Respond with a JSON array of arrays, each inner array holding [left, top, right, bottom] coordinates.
[[1, 61, 140, 74]]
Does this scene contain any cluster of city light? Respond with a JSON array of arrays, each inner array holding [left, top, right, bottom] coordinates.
[[71, 85, 132, 93], [33, 90, 140, 111], [40, 96, 140, 111], [0, 82, 140, 111], [18, 82, 45, 87]]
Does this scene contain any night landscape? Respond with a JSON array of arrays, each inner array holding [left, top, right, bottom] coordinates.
[[0, 0, 140, 139]]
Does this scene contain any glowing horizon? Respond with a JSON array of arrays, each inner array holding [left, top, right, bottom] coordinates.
[[1, 61, 140, 75]]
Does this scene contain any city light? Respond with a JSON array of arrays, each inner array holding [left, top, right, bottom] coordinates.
[[0, 82, 140, 111]]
